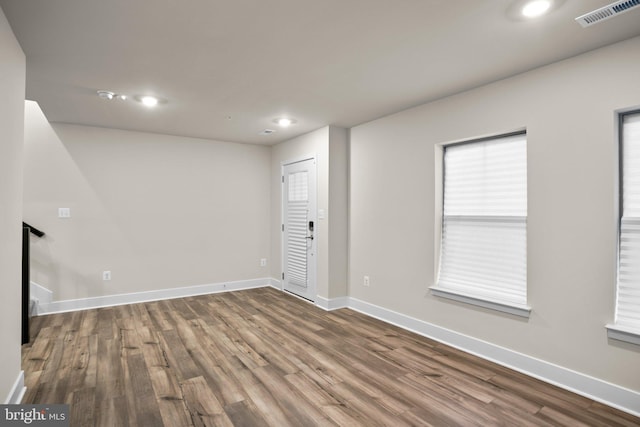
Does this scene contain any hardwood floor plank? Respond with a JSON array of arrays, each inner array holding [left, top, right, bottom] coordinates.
[[158, 328, 201, 382], [31, 337, 65, 404], [398, 373, 494, 426], [145, 304, 174, 331], [587, 401, 640, 427], [224, 400, 269, 427], [220, 325, 269, 370], [180, 375, 234, 427], [65, 335, 97, 397], [487, 399, 554, 427], [95, 338, 125, 402], [79, 309, 98, 337], [148, 364, 182, 401], [148, 363, 194, 427], [318, 404, 368, 427], [95, 396, 130, 427], [328, 380, 413, 427], [96, 308, 117, 341], [487, 389, 543, 416], [21, 369, 43, 404], [22, 336, 53, 372], [284, 371, 345, 408], [252, 365, 328, 426], [190, 321, 249, 405], [537, 405, 593, 427], [123, 352, 164, 426], [489, 373, 593, 413], [138, 326, 167, 368], [22, 287, 639, 427], [235, 327, 299, 375], [240, 375, 296, 427], [70, 387, 96, 427]]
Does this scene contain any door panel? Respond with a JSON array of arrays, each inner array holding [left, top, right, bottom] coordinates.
[[282, 158, 317, 301]]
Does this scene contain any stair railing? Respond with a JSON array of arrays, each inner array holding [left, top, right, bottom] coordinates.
[[22, 222, 45, 344]]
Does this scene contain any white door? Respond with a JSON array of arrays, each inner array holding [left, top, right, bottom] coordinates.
[[282, 158, 317, 302]]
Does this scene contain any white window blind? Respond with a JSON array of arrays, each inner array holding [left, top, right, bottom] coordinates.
[[616, 112, 640, 332], [288, 171, 309, 202], [435, 133, 528, 313], [287, 170, 309, 287]]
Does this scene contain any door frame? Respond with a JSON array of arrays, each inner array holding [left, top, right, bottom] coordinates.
[[281, 154, 317, 302]]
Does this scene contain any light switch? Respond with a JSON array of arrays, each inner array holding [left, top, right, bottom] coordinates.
[[58, 208, 71, 218], [318, 209, 325, 220]]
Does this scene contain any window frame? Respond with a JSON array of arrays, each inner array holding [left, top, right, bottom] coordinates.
[[431, 130, 531, 318], [607, 109, 640, 346]]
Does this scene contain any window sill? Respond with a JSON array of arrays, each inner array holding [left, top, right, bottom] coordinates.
[[606, 324, 640, 346], [429, 286, 531, 318]]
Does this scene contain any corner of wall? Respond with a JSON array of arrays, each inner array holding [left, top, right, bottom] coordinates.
[[0, 6, 26, 408]]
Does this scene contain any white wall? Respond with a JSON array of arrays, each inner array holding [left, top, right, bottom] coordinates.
[[328, 126, 349, 299], [350, 36, 640, 392], [0, 7, 25, 403], [23, 106, 271, 301]]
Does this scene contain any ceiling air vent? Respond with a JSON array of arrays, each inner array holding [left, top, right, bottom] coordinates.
[[575, 0, 640, 27]]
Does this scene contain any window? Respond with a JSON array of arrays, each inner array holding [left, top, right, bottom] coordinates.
[[431, 132, 529, 317], [609, 111, 640, 345]]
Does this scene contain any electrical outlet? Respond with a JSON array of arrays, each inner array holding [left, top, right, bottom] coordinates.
[[102, 271, 111, 281], [364, 275, 370, 287], [260, 258, 267, 267]]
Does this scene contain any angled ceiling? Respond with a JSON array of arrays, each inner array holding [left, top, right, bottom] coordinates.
[[2, 0, 640, 145]]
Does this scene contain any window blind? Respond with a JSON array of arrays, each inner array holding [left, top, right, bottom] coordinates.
[[617, 112, 640, 331], [287, 170, 309, 288], [437, 134, 528, 309]]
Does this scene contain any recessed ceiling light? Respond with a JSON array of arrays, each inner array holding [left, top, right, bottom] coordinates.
[[97, 90, 115, 100], [522, 0, 551, 18], [97, 90, 128, 101], [140, 96, 159, 107], [273, 117, 297, 127]]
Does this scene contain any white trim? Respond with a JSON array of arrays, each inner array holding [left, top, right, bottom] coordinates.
[[4, 371, 25, 404], [37, 278, 271, 315], [430, 286, 531, 318], [268, 277, 282, 290], [433, 144, 444, 288], [347, 296, 640, 418], [30, 281, 53, 315], [280, 153, 316, 168], [315, 295, 349, 311], [268, 281, 349, 311], [30, 281, 53, 305], [606, 324, 640, 346]]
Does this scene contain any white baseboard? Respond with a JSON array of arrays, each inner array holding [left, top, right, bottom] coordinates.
[[315, 295, 349, 311], [38, 278, 272, 315], [268, 277, 282, 291], [3, 371, 25, 404], [30, 281, 53, 305], [347, 297, 640, 418], [30, 281, 53, 315], [267, 280, 348, 311]]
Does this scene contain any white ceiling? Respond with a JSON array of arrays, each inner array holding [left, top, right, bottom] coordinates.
[[2, 0, 640, 145]]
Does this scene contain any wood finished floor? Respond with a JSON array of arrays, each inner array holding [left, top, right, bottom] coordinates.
[[21, 287, 639, 427]]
